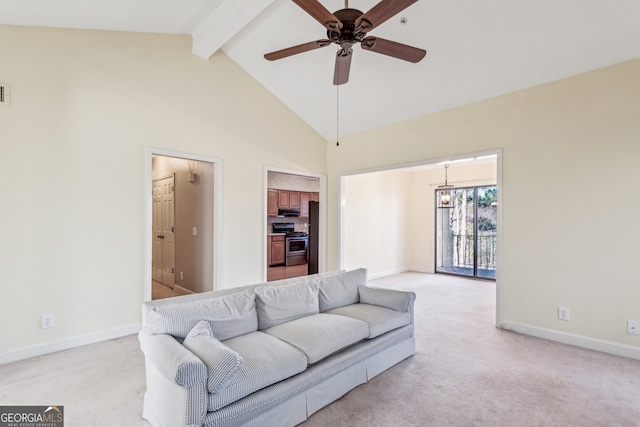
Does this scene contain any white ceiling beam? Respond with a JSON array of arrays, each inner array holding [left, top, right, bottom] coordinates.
[[192, 0, 276, 59]]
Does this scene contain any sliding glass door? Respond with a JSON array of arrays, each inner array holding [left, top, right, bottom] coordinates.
[[435, 186, 497, 279]]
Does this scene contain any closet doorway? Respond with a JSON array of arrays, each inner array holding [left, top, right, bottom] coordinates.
[[145, 148, 223, 301]]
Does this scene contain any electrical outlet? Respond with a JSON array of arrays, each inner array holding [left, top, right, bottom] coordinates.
[[180, 272, 184, 280], [558, 306, 570, 321], [41, 314, 55, 329], [628, 320, 639, 335]]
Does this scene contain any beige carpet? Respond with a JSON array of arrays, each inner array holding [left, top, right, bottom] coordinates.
[[1, 272, 639, 426]]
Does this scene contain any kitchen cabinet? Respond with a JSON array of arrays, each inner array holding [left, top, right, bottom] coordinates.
[[299, 192, 319, 217], [269, 188, 319, 216], [289, 191, 301, 209], [269, 235, 285, 266], [300, 192, 311, 217], [267, 189, 279, 217], [277, 190, 301, 209], [278, 190, 290, 209]]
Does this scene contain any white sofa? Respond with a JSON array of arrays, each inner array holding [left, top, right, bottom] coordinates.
[[139, 269, 416, 427]]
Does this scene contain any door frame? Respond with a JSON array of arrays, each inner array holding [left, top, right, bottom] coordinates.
[[145, 147, 223, 301], [338, 148, 503, 328], [263, 166, 327, 282]]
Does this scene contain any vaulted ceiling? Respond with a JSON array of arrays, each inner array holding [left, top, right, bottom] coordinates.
[[2, 0, 639, 139]]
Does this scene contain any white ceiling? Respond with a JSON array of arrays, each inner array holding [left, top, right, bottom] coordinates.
[[2, 0, 640, 139]]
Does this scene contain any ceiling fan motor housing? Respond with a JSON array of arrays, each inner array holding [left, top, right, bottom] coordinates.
[[328, 9, 368, 49]]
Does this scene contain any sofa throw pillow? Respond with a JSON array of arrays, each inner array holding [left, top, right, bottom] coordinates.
[[318, 268, 367, 312], [254, 279, 320, 329], [144, 290, 258, 341], [358, 285, 414, 312], [183, 320, 244, 394]]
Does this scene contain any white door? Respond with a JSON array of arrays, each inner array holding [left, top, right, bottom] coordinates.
[[152, 176, 175, 286]]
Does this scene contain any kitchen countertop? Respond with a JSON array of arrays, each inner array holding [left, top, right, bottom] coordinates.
[[267, 233, 286, 236]]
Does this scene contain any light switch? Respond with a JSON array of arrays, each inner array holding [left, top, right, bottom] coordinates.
[[192, 227, 198, 236]]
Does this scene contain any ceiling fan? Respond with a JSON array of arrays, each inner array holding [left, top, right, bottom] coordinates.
[[264, 0, 426, 85]]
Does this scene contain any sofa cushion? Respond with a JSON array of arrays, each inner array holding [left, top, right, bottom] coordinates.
[[182, 320, 244, 394], [263, 313, 369, 364], [144, 290, 258, 341], [326, 303, 412, 338], [358, 285, 415, 313], [255, 279, 320, 330], [207, 331, 308, 412], [318, 268, 367, 312]]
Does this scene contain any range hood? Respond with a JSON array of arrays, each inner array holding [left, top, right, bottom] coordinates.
[[278, 208, 300, 217]]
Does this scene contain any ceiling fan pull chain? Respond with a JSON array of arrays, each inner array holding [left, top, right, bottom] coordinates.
[[336, 83, 340, 147]]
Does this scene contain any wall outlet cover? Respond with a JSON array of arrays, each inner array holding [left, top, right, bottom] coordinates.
[[41, 314, 55, 329], [558, 306, 570, 321]]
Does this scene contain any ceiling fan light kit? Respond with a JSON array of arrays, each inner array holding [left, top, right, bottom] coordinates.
[[265, 0, 427, 85]]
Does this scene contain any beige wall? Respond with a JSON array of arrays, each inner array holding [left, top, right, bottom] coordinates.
[[0, 25, 326, 355], [342, 170, 411, 275], [328, 59, 640, 352], [342, 162, 496, 277], [0, 23, 638, 359]]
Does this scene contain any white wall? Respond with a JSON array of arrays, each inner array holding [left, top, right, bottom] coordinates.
[[327, 59, 640, 355], [342, 162, 496, 277], [0, 25, 326, 358]]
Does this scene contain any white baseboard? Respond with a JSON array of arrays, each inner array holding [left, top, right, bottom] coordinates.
[[368, 267, 433, 280], [406, 266, 433, 274], [368, 268, 411, 280], [0, 323, 142, 365], [173, 284, 195, 295], [501, 320, 640, 361]]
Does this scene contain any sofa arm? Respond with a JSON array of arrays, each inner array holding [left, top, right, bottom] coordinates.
[[358, 285, 416, 312], [138, 330, 207, 388]]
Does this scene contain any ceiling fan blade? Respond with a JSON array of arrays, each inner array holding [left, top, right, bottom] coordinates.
[[265, 40, 332, 61], [292, 0, 342, 31], [333, 48, 353, 85], [361, 36, 426, 63], [355, 0, 418, 32]]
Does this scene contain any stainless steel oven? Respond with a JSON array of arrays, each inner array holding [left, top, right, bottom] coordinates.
[[285, 236, 308, 266], [273, 223, 308, 266]]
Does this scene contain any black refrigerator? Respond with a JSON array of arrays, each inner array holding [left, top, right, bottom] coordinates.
[[308, 201, 319, 275]]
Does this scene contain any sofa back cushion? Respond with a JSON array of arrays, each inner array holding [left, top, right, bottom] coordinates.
[[255, 279, 320, 330], [318, 268, 367, 312], [183, 320, 244, 394], [144, 290, 258, 341]]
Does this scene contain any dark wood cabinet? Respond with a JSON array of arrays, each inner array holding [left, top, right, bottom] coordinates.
[[267, 189, 279, 217], [269, 235, 285, 266]]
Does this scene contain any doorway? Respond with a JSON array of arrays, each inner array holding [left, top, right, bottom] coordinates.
[[339, 150, 502, 325], [264, 167, 327, 282], [145, 148, 223, 301]]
